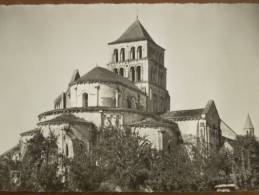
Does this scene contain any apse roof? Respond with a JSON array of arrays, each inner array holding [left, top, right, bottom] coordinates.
[[38, 113, 91, 125], [70, 66, 143, 93], [108, 19, 157, 46], [20, 128, 40, 136]]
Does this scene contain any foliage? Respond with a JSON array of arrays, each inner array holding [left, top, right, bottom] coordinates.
[[232, 135, 259, 190], [92, 127, 153, 191], [147, 144, 196, 192], [0, 155, 19, 191], [18, 131, 65, 192], [65, 142, 102, 191], [3, 125, 259, 192]]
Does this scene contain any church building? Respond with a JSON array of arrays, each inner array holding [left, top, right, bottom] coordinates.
[[1, 18, 244, 167], [17, 19, 181, 159]]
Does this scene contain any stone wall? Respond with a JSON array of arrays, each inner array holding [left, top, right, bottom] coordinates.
[[66, 82, 147, 111]]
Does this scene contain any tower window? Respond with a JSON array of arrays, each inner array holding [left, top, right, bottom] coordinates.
[[65, 144, 69, 157], [82, 93, 88, 107], [160, 97, 164, 112], [153, 94, 157, 112], [113, 68, 118, 74], [120, 48, 125, 61], [114, 49, 118, 62], [137, 46, 142, 59], [136, 66, 141, 81], [119, 68, 124, 76], [130, 47, 135, 60], [130, 67, 135, 82]]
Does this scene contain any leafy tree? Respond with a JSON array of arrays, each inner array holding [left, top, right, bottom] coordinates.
[[92, 127, 153, 191], [233, 135, 259, 190], [18, 131, 64, 191], [0, 154, 19, 191], [147, 141, 197, 192], [65, 140, 102, 191]]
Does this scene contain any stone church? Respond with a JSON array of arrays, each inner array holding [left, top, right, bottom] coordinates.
[[1, 19, 244, 162], [17, 19, 180, 158]]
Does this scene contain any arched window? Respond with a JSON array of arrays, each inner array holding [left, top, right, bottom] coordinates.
[[153, 68, 157, 83], [119, 68, 124, 76], [120, 48, 125, 61], [113, 68, 118, 74], [65, 144, 69, 157], [159, 53, 163, 63], [160, 72, 163, 86], [114, 49, 118, 62], [130, 67, 135, 82], [82, 93, 88, 107], [150, 67, 153, 81], [130, 47, 135, 60], [153, 94, 157, 112], [160, 97, 164, 112], [136, 66, 141, 81], [137, 46, 142, 59]]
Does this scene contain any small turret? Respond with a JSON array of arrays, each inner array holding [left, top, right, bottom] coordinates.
[[244, 114, 254, 137], [69, 69, 80, 85]]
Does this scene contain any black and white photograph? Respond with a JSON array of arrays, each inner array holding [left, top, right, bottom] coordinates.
[[0, 3, 259, 192]]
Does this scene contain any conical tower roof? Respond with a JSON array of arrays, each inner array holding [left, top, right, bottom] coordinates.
[[108, 19, 156, 45], [244, 114, 254, 130]]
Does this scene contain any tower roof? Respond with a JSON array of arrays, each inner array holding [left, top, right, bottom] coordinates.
[[244, 114, 254, 130], [108, 19, 156, 45]]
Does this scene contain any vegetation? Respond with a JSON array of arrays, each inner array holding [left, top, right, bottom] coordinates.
[[1, 127, 259, 192]]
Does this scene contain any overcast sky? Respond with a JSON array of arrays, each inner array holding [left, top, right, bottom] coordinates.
[[0, 4, 258, 154]]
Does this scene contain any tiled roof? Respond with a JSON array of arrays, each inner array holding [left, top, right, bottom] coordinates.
[[161, 109, 204, 121], [108, 19, 156, 45], [161, 100, 218, 121], [38, 113, 90, 125], [220, 120, 237, 141], [129, 117, 177, 128], [20, 128, 40, 136], [70, 66, 143, 93]]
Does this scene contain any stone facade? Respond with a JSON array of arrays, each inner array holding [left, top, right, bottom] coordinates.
[[162, 100, 222, 151]]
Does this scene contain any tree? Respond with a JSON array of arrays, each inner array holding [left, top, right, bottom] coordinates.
[[233, 135, 259, 190], [147, 141, 197, 192], [0, 155, 19, 191], [65, 140, 102, 192], [18, 131, 65, 191], [92, 127, 153, 191]]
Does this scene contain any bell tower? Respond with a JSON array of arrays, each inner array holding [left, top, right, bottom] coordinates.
[[107, 18, 170, 114], [244, 114, 255, 137]]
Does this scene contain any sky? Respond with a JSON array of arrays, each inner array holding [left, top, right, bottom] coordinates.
[[0, 4, 258, 154]]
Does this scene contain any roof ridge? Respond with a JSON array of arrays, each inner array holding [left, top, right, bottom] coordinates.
[[168, 108, 204, 113]]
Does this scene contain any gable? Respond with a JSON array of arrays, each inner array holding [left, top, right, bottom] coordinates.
[[204, 100, 220, 128]]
